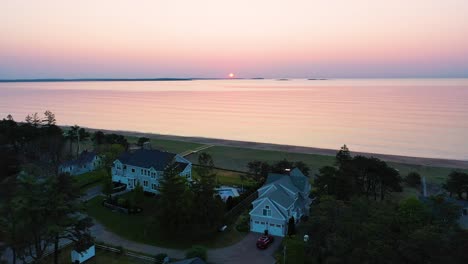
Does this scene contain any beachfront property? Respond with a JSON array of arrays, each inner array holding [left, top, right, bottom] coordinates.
[[249, 168, 311, 237], [59, 151, 102, 176], [111, 148, 192, 193]]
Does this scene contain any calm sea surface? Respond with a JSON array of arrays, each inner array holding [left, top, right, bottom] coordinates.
[[0, 79, 467, 160]]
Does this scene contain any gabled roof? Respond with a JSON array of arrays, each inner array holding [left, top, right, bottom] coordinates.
[[261, 184, 295, 209], [252, 168, 310, 217], [116, 149, 178, 170], [265, 168, 309, 193], [61, 151, 97, 167]]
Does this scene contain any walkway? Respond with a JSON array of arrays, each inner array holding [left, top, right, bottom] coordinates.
[[178, 144, 214, 157]]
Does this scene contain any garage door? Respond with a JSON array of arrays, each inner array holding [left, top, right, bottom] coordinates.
[[251, 221, 267, 234], [267, 223, 284, 237]]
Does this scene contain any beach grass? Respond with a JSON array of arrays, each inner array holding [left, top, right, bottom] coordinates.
[[186, 146, 467, 185], [126, 136, 204, 154]]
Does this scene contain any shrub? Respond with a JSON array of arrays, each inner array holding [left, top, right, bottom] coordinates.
[[154, 253, 168, 264], [405, 172, 422, 187], [185, 245, 207, 261], [236, 214, 250, 232]]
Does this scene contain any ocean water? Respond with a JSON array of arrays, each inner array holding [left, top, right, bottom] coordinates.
[[0, 79, 467, 160]]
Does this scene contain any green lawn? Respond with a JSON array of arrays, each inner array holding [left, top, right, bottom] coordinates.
[[126, 136, 204, 154], [192, 168, 257, 188], [44, 246, 150, 264], [74, 168, 108, 189], [187, 146, 467, 185], [85, 192, 246, 249]]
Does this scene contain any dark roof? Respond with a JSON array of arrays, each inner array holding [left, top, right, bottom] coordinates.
[[61, 151, 97, 167], [117, 149, 177, 170], [171, 257, 206, 264], [265, 168, 308, 192]]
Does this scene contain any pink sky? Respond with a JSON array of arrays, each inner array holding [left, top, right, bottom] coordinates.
[[1, 0, 468, 78]]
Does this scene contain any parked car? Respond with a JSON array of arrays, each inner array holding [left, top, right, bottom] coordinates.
[[256, 235, 274, 249]]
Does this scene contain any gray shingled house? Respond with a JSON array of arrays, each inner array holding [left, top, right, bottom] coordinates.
[[249, 168, 311, 236]]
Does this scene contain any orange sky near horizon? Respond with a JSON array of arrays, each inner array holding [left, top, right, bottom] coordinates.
[[1, 0, 468, 78]]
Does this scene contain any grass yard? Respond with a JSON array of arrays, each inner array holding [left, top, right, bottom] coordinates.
[[187, 146, 467, 185], [74, 168, 108, 189], [192, 167, 257, 188], [126, 136, 204, 154], [44, 246, 151, 264], [86, 191, 246, 249]]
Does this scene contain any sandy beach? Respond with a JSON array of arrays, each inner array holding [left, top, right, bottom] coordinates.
[[83, 127, 468, 170]]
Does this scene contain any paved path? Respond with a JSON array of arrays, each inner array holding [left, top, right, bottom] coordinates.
[[179, 144, 214, 157]]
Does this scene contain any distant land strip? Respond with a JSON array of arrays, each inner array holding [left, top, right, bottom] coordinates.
[[66, 126, 468, 169], [0, 78, 195, 82]]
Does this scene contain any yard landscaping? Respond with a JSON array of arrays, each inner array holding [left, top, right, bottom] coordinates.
[[85, 191, 247, 249], [74, 168, 108, 189]]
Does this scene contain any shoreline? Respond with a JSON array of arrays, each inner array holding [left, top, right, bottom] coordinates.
[[78, 127, 468, 170]]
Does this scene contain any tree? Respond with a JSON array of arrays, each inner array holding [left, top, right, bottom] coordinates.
[[65, 125, 80, 156], [137, 137, 150, 147], [444, 171, 468, 199], [247, 160, 269, 182], [287, 217, 296, 236], [198, 152, 214, 168], [31, 113, 41, 127], [336, 144, 351, 167], [405, 172, 422, 187], [6, 114, 13, 121], [91, 131, 106, 146], [293, 161, 310, 176], [156, 163, 192, 235], [271, 159, 294, 174], [42, 110, 56, 126], [24, 114, 32, 124], [133, 182, 144, 205]]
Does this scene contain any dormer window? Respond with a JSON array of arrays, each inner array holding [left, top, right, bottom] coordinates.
[[262, 205, 271, 216]]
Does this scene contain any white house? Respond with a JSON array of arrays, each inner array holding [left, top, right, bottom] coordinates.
[[59, 151, 102, 176], [249, 168, 311, 237], [111, 148, 192, 193]]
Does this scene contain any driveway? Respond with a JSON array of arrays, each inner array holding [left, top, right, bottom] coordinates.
[[90, 219, 280, 264], [209, 233, 281, 264]]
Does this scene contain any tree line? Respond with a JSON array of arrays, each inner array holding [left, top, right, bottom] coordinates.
[[300, 145, 468, 264], [0, 113, 95, 264]]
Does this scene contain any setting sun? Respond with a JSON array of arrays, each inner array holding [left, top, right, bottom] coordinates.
[[228, 73, 234, 78]]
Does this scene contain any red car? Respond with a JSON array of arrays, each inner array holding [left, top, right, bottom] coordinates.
[[256, 235, 274, 249]]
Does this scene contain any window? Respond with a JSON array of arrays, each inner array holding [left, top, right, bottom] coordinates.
[[123, 165, 127, 169], [152, 184, 157, 190], [260, 222, 265, 225], [143, 181, 148, 187], [276, 224, 281, 227], [255, 221, 259, 224], [270, 223, 275, 226], [141, 169, 143, 174], [263, 205, 272, 216], [131, 168, 135, 173]]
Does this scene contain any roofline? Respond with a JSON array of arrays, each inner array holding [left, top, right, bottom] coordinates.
[[249, 198, 286, 220]]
